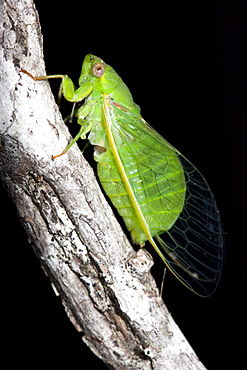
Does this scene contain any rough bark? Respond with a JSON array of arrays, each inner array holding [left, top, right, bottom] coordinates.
[[0, 1, 207, 368]]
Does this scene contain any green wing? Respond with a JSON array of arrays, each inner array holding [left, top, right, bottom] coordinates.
[[97, 98, 223, 297]]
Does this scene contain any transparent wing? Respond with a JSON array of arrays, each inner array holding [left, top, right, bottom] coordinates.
[[109, 101, 224, 296], [155, 155, 224, 296]]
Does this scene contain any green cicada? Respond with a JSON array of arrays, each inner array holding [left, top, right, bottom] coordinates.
[[22, 54, 224, 296]]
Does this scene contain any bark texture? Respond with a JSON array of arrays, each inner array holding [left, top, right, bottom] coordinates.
[[0, 1, 206, 368]]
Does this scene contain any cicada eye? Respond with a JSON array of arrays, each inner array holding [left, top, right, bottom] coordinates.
[[92, 62, 105, 77]]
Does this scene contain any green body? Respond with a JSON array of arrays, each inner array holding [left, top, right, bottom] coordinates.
[[25, 54, 224, 296]]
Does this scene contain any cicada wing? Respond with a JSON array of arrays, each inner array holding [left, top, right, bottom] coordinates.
[[107, 100, 224, 296], [155, 155, 224, 296]]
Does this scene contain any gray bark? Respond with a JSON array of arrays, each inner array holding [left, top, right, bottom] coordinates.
[[0, 0, 206, 368]]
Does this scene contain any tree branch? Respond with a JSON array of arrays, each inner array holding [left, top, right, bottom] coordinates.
[[0, 0, 206, 368]]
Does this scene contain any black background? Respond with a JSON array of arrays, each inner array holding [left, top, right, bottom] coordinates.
[[2, 1, 246, 369]]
